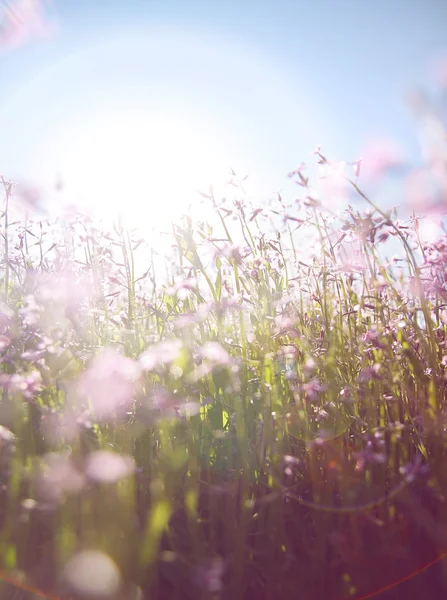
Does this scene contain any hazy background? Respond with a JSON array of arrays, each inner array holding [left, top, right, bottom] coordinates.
[[0, 0, 446, 227]]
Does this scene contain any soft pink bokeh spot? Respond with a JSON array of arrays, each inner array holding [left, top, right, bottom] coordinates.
[[0, 0, 56, 50], [139, 340, 183, 371], [357, 137, 405, 182], [199, 342, 231, 366], [76, 348, 142, 421], [405, 167, 447, 215], [431, 55, 447, 89], [35, 452, 86, 504], [317, 160, 350, 209], [85, 450, 135, 484]]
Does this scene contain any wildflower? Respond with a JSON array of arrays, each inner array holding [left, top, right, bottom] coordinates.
[[199, 342, 231, 366], [166, 277, 197, 300], [0, 370, 43, 398], [177, 401, 201, 418], [399, 454, 425, 483], [85, 450, 135, 484], [62, 550, 121, 599], [317, 160, 350, 209], [173, 307, 209, 329], [363, 326, 385, 349], [358, 137, 405, 181], [354, 438, 386, 471], [19, 294, 42, 328], [351, 158, 362, 179], [249, 207, 263, 222], [36, 269, 94, 318], [35, 452, 86, 503], [139, 340, 183, 371], [405, 167, 447, 215], [0, 0, 55, 50], [300, 378, 326, 402], [195, 556, 226, 594], [214, 243, 247, 265], [77, 348, 141, 421], [358, 363, 382, 382], [142, 385, 180, 421], [288, 162, 308, 186], [303, 357, 316, 375]]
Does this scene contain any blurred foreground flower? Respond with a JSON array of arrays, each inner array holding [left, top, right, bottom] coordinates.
[[357, 137, 405, 182], [35, 452, 86, 504], [0, 424, 15, 474], [0, 370, 43, 398], [0, 0, 55, 49], [85, 450, 135, 484], [317, 160, 350, 209], [76, 348, 141, 421], [62, 549, 122, 599], [139, 340, 183, 371], [199, 342, 231, 366], [195, 556, 226, 595]]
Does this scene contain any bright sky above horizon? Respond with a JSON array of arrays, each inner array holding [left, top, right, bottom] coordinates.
[[0, 0, 446, 230]]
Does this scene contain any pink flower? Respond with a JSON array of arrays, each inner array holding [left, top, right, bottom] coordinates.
[[0, 370, 43, 398], [317, 160, 350, 209], [351, 158, 362, 179], [35, 452, 86, 504], [36, 270, 94, 312], [0, 0, 56, 50], [85, 450, 135, 484], [76, 348, 141, 421], [139, 340, 183, 371], [358, 137, 405, 182], [199, 342, 231, 366], [167, 277, 197, 300]]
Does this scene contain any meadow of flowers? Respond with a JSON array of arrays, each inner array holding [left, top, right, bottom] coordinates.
[[1, 87, 447, 600]]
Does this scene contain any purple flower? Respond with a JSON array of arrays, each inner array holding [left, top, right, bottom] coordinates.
[[195, 556, 226, 594], [300, 378, 326, 402], [0, 370, 43, 398], [358, 363, 382, 382], [354, 439, 386, 472]]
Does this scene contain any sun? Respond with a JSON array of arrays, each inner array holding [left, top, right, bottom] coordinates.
[[55, 108, 231, 229]]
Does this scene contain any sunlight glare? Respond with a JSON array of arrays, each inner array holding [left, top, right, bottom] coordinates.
[[57, 109, 231, 228]]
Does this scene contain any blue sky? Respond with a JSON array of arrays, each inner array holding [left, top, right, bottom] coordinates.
[[0, 0, 446, 226]]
